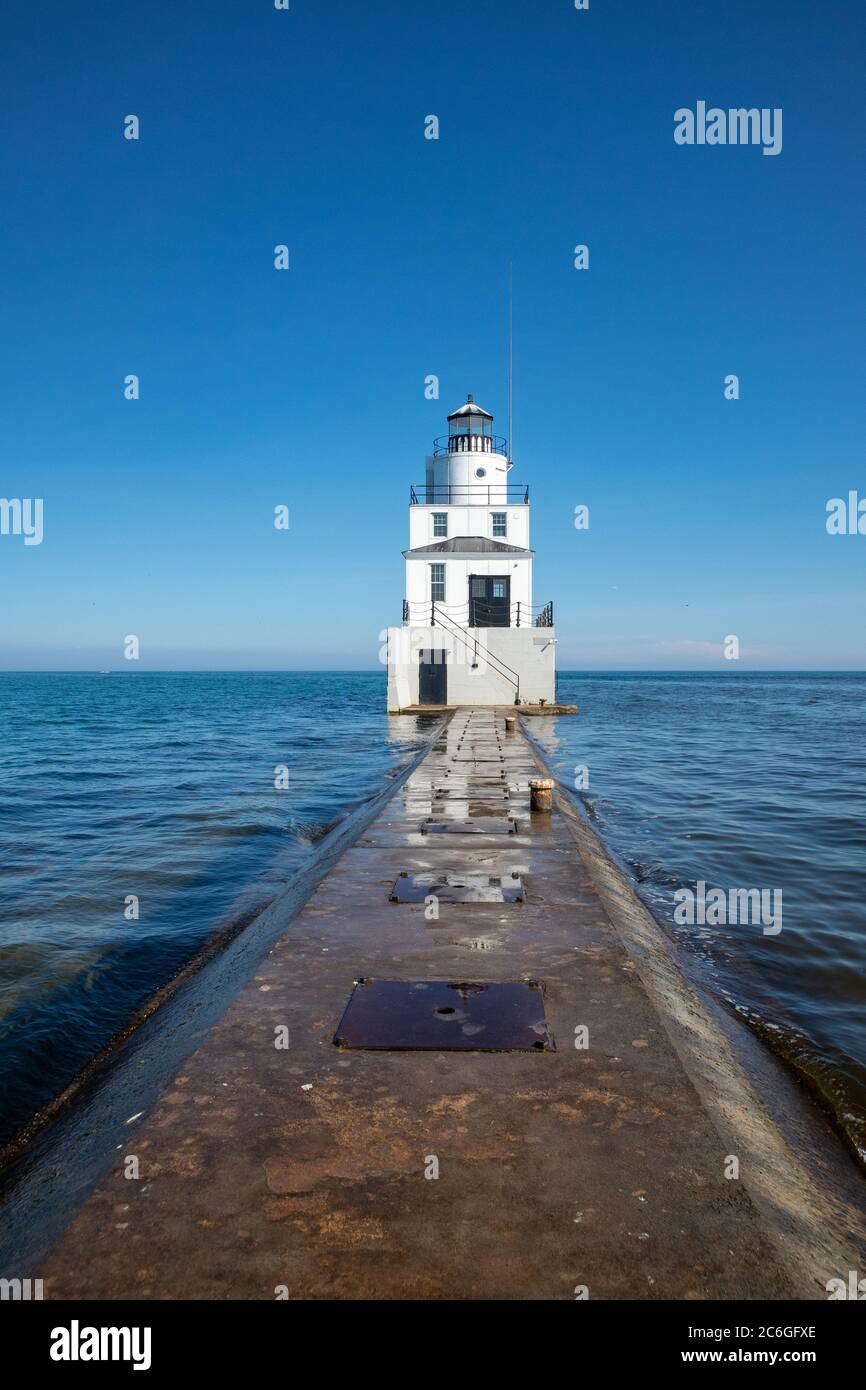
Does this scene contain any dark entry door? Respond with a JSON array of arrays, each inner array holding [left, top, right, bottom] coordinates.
[[469, 575, 511, 627], [418, 649, 447, 705]]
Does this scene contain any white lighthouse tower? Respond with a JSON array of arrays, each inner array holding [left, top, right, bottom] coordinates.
[[386, 395, 556, 710]]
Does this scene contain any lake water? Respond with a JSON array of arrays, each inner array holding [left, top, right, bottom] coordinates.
[[539, 671, 866, 1166], [1, 670, 864, 1168], [0, 672, 434, 1146]]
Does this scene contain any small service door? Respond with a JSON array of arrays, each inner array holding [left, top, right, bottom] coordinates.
[[418, 649, 447, 705]]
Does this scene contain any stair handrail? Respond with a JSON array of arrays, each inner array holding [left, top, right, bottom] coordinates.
[[431, 603, 521, 704]]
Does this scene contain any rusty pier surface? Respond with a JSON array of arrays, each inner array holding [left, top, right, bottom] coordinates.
[[40, 711, 865, 1299]]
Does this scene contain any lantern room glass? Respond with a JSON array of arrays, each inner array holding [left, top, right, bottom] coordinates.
[[449, 414, 492, 442]]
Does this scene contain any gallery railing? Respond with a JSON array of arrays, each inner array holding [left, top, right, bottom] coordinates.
[[433, 434, 508, 457], [409, 484, 529, 505]]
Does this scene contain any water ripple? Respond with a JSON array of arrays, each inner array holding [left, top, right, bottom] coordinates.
[[538, 671, 866, 1167], [0, 671, 429, 1145]]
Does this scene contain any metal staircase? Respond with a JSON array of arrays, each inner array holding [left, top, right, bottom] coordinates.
[[431, 604, 521, 705]]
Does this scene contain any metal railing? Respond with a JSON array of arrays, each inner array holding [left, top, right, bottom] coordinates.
[[403, 599, 553, 629], [409, 484, 529, 505], [433, 434, 508, 458], [429, 604, 521, 704]]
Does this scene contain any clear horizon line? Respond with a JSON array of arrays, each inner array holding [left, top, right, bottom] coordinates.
[[2, 668, 865, 677]]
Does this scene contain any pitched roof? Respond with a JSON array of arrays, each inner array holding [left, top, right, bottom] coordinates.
[[404, 535, 532, 556], [447, 395, 494, 421]]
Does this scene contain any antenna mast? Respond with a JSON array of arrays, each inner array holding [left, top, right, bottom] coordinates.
[[507, 261, 513, 468]]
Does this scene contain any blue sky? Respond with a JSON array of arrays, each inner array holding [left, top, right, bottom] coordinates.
[[2, 0, 864, 670]]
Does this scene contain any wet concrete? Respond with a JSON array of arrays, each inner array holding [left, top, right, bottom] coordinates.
[[37, 712, 865, 1300], [395, 703, 578, 715]]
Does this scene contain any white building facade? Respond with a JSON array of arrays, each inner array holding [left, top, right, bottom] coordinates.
[[386, 395, 557, 710]]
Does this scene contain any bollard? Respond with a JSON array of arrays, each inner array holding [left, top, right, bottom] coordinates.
[[529, 777, 554, 813], [504, 716, 516, 733]]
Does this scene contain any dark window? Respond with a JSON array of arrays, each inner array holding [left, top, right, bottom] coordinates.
[[432, 512, 447, 537], [491, 512, 507, 538], [430, 563, 445, 603]]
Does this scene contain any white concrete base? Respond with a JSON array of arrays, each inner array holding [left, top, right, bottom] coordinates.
[[386, 624, 556, 710]]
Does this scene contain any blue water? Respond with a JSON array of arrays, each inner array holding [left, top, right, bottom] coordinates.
[[538, 672, 866, 1165], [1, 672, 864, 1169], [0, 672, 436, 1147]]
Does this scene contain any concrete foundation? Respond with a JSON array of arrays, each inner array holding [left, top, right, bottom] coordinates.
[[387, 625, 556, 710]]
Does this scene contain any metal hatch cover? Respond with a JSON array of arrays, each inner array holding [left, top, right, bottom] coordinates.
[[443, 775, 507, 787], [389, 871, 526, 903], [435, 786, 510, 799], [333, 979, 552, 1051], [420, 817, 518, 835], [430, 803, 515, 820], [451, 754, 503, 763]]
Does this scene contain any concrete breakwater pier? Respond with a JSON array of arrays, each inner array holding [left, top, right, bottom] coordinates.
[[36, 711, 865, 1299]]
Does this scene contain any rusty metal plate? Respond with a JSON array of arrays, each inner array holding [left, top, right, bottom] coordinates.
[[333, 979, 551, 1051], [390, 871, 525, 903], [420, 817, 518, 835]]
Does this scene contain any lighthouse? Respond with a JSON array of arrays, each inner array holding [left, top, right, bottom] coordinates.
[[386, 395, 556, 710]]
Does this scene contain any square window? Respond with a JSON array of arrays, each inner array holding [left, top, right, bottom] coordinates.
[[432, 512, 447, 537], [491, 512, 507, 538]]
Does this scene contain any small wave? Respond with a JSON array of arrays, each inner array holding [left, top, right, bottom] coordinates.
[[734, 1004, 866, 1171], [217, 822, 282, 839], [290, 814, 344, 846], [626, 858, 684, 889]]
